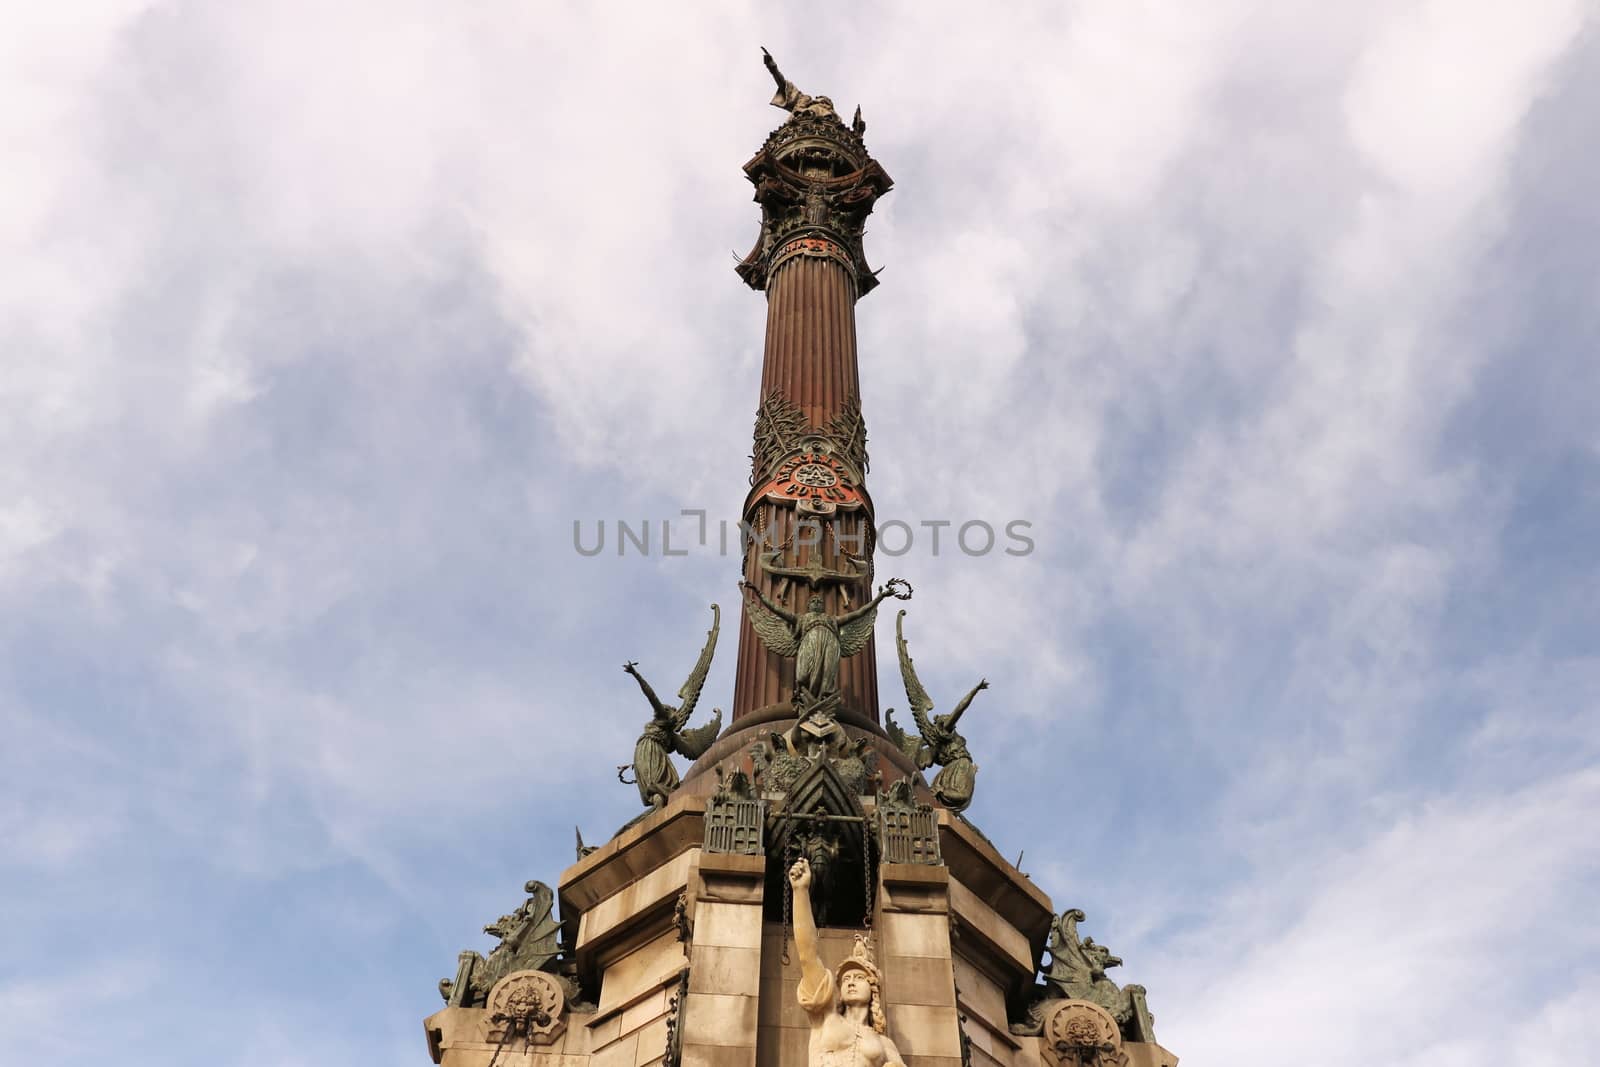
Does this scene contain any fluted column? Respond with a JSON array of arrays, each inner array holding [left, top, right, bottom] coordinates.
[[724, 91, 892, 727], [732, 252, 880, 722]]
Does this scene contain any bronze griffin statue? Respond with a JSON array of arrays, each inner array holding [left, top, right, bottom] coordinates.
[[885, 610, 987, 812], [1013, 908, 1157, 1043], [621, 605, 724, 809], [439, 880, 574, 1008]]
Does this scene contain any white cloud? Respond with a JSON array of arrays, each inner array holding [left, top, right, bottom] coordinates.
[[1160, 768, 1600, 1064]]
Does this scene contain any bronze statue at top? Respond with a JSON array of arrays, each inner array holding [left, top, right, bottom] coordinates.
[[886, 610, 987, 812], [763, 47, 841, 124], [742, 578, 910, 718], [620, 605, 724, 809]]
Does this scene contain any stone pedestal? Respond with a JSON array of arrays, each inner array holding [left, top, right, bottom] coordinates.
[[681, 851, 766, 1067], [427, 792, 1178, 1067]]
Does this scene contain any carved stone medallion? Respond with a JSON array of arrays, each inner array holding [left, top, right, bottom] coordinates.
[[1039, 999, 1126, 1067], [484, 969, 567, 1046]]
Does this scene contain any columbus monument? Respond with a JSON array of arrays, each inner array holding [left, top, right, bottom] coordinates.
[[424, 53, 1179, 1067]]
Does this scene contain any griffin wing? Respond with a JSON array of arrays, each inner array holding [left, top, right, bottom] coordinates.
[[837, 600, 882, 658], [894, 610, 936, 729], [676, 708, 723, 759], [884, 708, 927, 765], [745, 590, 800, 658], [506, 881, 563, 973], [1044, 908, 1095, 991], [673, 604, 721, 727]]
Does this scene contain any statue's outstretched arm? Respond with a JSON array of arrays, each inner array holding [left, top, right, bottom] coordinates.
[[623, 661, 670, 719], [945, 678, 989, 729], [744, 581, 797, 624], [837, 585, 892, 625], [787, 860, 826, 991], [841, 578, 911, 625], [761, 47, 786, 93]]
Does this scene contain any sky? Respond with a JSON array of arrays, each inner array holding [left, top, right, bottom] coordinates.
[[3, 2, 1598, 1064]]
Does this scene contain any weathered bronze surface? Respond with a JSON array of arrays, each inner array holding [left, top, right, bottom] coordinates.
[[1015, 909, 1158, 1044], [742, 579, 910, 717], [750, 391, 869, 488], [439, 880, 576, 1010], [763, 47, 840, 123], [703, 764, 765, 856], [885, 610, 987, 812], [621, 605, 724, 808], [877, 776, 942, 866]]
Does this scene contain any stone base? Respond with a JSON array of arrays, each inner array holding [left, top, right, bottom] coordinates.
[[427, 786, 1176, 1067]]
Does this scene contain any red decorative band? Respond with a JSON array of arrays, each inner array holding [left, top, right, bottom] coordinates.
[[769, 235, 856, 279]]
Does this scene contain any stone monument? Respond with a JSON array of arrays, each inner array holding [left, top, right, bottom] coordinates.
[[424, 52, 1179, 1067]]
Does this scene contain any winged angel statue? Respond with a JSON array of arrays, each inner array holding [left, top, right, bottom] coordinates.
[[885, 610, 988, 813], [742, 578, 912, 716], [621, 605, 724, 809]]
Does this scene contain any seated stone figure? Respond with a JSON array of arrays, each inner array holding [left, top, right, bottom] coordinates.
[[787, 859, 906, 1067]]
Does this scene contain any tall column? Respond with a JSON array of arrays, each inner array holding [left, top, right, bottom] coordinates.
[[729, 84, 893, 726]]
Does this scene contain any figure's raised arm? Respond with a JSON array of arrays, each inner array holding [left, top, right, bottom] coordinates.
[[743, 580, 797, 624], [787, 859, 828, 996], [839, 577, 912, 625], [946, 678, 989, 729], [623, 661, 671, 719], [761, 47, 786, 93]]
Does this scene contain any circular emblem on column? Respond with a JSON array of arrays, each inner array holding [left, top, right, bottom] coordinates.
[[754, 451, 865, 515], [484, 970, 567, 1046], [1039, 999, 1126, 1067]]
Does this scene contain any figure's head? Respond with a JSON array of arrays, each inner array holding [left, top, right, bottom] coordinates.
[[807, 594, 825, 613], [834, 935, 885, 1032], [1082, 938, 1123, 973], [838, 965, 873, 1005]]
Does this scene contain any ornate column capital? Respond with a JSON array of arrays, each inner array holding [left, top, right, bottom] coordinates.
[[735, 101, 893, 296]]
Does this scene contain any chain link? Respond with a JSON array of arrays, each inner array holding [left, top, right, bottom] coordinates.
[[781, 840, 797, 965]]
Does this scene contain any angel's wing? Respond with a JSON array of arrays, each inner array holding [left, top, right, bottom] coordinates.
[[745, 591, 800, 658], [894, 610, 936, 727], [673, 604, 721, 727], [676, 708, 723, 759], [837, 600, 882, 658], [884, 708, 927, 765]]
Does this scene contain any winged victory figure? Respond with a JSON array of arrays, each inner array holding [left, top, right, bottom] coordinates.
[[622, 604, 724, 809], [884, 609, 987, 813], [741, 578, 911, 716]]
